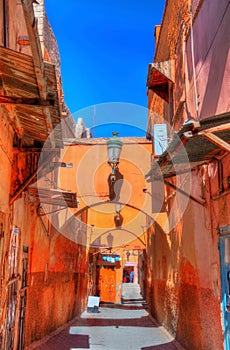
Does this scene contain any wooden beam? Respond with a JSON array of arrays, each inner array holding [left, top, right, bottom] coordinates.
[[9, 152, 56, 205], [43, 107, 55, 147], [21, 0, 47, 99], [199, 123, 230, 135], [0, 96, 54, 106], [202, 132, 230, 152], [164, 180, 206, 206]]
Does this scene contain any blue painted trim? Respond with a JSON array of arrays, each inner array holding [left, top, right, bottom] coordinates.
[[219, 237, 230, 350]]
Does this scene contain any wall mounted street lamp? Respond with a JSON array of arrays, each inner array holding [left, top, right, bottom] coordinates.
[[106, 132, 123, 181], [114, 202, 123, 227]]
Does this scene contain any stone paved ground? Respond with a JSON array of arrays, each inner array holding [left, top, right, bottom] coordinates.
[[26, 284, 187, 350]]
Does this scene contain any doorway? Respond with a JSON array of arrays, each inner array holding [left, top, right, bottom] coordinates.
[[123, 267, 134, 283], [17, 245, 29, 350], [98, 267, 116, 303]]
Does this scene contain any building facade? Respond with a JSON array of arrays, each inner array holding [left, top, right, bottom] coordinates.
[[0, 1, 89, 349], [145, 0, 230, 349], [58, 137, 152, 304]]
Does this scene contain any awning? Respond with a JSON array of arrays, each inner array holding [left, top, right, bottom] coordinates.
[[145, 112, 230, 181], [0, 46, 62, 146], [28, 187, 78, 208], [96, 253, 121, 267], [146, 60, 174, 102]]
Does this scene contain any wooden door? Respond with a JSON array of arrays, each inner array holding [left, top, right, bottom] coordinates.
[[99, 268, 116, 303]]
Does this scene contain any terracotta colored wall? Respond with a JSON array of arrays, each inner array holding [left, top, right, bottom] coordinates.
[[154, 0, 190, 62], [2, 137, 152, 346], [9, 195, 89, 346], [0, 109, 13, 210], [146, 184, 224, 349], [0, 2, 89, 348], [58, 139, 152, 302], [146, 0, 229, 349], [59, 139, 152, 248], [0, 107, 14, 345], [148, 0, 190, 128]]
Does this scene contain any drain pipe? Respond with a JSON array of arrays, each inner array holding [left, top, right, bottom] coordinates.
[[190, 4, 199, 119]]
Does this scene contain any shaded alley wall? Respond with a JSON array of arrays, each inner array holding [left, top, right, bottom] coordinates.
[[0, 1, 89, 348], [145, 0, 229, 349]]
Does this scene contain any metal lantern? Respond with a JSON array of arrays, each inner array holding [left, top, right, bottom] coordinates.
[[106, 132, 123, 167]]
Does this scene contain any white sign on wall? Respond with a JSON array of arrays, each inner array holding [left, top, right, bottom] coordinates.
[[153, 124, 168, 155]]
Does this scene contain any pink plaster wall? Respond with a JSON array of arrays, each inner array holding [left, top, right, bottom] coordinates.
[[186, 0, 230, 119]]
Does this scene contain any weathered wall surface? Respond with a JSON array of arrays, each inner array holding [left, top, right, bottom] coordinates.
[[185, 0, 230, 120], [2, 183, 88, 347], [0, 107, 14, 346], [0, 108, 13, 211], [22, 206, 88, 344], [146, 0, 229, 349], [59, 139, 152, 248], [148, 0, 190, 127], [58, 139, 152, 302], [154, 0, 190, 62], [146, 174, 224, 349], [148, 0, 229, 129], [0, 1, 89, 348]]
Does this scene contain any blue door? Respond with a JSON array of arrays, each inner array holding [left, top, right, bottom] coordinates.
[[219, 235, 230, 350]]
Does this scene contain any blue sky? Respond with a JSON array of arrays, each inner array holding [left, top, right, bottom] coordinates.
[[45, 1, 165, 136]]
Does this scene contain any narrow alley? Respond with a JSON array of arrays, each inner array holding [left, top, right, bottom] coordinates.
[[25, 284, 186, 350], [0, 1, 230, 350]]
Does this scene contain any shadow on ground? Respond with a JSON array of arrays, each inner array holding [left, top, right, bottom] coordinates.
[[141, 340, 186, 349], [39, 330, 89, 349], [78, 315, 159, 328]]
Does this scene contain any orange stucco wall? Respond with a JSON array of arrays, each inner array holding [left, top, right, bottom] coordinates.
[[0, 116, 89, 346], [8, 194, 89, 346], [0, 2, 89, 348], [58, 139, 152, 249], [57, 139, 152, 303]]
